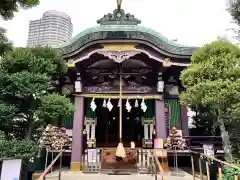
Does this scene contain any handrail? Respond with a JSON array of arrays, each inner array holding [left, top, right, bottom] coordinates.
[[190, 150, 240, 180], [38, 149, 65, 180], [191, 151, 240, 170], [153, 150, 166, 180], [153, 153, 164, 173]]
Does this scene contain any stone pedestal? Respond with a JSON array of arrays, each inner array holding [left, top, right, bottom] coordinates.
[[71, 96, 84, 171]]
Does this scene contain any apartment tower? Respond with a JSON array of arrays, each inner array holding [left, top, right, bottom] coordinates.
[[27, 10, 73, 47]]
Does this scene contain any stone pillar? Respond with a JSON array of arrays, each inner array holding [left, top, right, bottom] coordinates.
[[71, 96, 84, 171], [155, 100, 167, 139], [180, 105, 189, 137]]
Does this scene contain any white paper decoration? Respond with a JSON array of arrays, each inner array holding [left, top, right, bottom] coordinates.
[[141, 99, 147, 112], [107, 99, 113, 111], [125, 99, 132, 112], [102, 99, 107, 107], [134, 99, 139, 107], [90, 98, 97, 111]]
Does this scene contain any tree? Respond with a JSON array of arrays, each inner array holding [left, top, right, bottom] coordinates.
[[0, 27, 12, 55], [0, 139, 39, 158], [0, 0, 39, 20], [188, 105, 219, 136], [0, 47, 75, 140], [228, 0, 240, 26], [0, 0, 40, 55], [228, 0, 240, 42], [180, 40, 240, 161]]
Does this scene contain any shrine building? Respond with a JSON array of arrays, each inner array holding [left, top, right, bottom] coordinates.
[[57, 8, 198, 171]]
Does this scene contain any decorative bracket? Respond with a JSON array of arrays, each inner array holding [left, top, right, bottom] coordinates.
[[67, 59, 75, 68], [98, 51, 141, 63], [84, 117, 97, 148]]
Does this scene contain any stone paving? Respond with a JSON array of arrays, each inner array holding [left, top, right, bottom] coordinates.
[[60, 173, 195, 180], [45, 170, 197, 180]]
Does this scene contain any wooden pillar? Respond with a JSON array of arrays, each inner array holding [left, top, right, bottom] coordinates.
[[71, 96, 84, 171], [155, 100, 167, 139], [180, 105, 189, 136]]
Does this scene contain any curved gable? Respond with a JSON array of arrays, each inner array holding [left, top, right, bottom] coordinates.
[[56, 9, 199, 57]]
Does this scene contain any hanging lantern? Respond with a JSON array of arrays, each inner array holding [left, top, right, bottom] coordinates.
[[126, 99, 132, 112], [134, 99, 139, 107], [141, 99, 147, 112], [102, 99, 107, 107], [107, 99, 113, 111], [90, 98, 97, 112], [157, 81, 164, 92]]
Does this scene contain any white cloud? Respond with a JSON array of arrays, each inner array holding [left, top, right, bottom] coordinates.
[[0, 0, 233, 47]]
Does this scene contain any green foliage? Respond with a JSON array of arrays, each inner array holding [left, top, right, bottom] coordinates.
[[1, 47, 67, 76], [221, 165, 240, 180], [228, 0, 240, 26], [228, 103, 240, 159], [0, 0, 39, 55], [0, 47, 74, 140], [180, 41, 240, 161], [0, 27, 12, 55], [0, 0, 39, 20], [180, 40, 240, 112], [190, 105, 218, 136], [37, 93, 75, 124], [0, 140, 38, 158]]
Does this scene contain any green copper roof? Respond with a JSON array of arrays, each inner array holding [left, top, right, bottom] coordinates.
[[57, 9, 198, 57]]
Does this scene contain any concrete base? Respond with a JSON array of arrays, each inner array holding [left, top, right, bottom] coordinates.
[[70, 162, 82, 171]]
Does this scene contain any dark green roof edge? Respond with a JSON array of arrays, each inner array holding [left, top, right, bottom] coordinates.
[[56, 25, 199, 57]]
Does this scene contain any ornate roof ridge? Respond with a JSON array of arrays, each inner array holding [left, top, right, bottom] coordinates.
[[97, 9, 141, 26]]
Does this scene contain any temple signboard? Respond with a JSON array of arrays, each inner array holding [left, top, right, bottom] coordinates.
[[165, 104, 171, 135], [203, 144, 214, 157]]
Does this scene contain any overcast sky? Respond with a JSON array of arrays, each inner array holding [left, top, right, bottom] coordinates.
[[0, 0, 234, 47]]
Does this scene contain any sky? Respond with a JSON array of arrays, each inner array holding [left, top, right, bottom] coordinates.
[[0, 0, 235, 47]]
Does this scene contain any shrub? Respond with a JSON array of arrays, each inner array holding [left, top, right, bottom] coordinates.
[[221, 165, 240, 180], [0, 139, 38, 159]]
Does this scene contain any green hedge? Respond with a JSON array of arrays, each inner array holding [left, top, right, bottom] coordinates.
[[221, 165, 240, 180], [0, 139, 39, 159]]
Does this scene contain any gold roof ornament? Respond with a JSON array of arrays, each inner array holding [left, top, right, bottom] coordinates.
[[163, 58, 171, 67], [117, 0, 122, 11]]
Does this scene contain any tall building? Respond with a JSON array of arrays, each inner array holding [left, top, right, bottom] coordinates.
[[27, 10, 73, 47]]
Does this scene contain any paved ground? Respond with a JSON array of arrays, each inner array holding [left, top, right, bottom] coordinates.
[[45, 169, 197, 180], [46, 173, 196, 180]]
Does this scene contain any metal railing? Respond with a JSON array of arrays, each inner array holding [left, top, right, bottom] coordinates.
[[190, 151, 240, 180], [38, 149, 64, 180]]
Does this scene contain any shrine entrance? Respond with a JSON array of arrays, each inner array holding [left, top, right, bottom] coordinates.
[[95, 99, 144, 147]]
